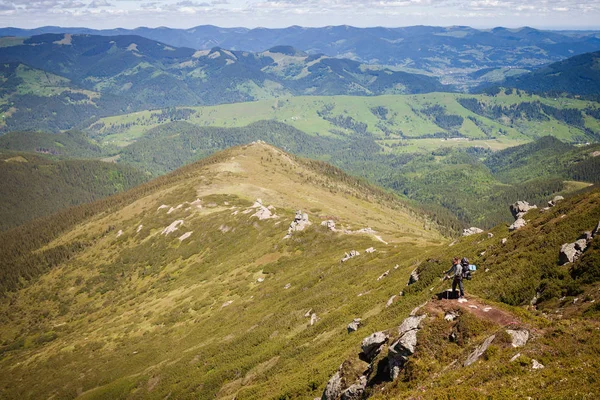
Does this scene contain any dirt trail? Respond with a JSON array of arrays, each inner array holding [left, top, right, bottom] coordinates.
[[426, 295, 521, 327]]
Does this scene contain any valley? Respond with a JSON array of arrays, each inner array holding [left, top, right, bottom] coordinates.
[[1, 18, 600, 400]]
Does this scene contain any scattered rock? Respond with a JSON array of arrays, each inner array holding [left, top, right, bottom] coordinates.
[[222, 300, 233, 308], [310, 313, 318, 326], [284, 283, 291, 290], [347, 318, 361, 333], [464, 334, 496, 367], [506, 329, 529, 348], [386, 295, 396, 308], [559, 242, 579, 265], [361, 331, 389, 361], [377, 270, 390, 281], [408, 268, 419, 285], [321, 220, 337, 232], [341, 250, 360, 263], [389, 315, 426, 380], [161, 220, 184, 235], [509, 218, 527, 231], [321, 370, 342, 400], [284, 210, 311, 238], [480, 251, 486, 256], [509, 353, 521, 362], [531, 359, 545, 370], [178, 231, 193, 241], [501, 238, 507, 244], [340, 376, 367, 400], [548, 195, 564, 207], [252, 205, 277, 220], [257, 277, 264, 283], [510, 201, 537, 219], [463, 227, 484, 236], [116, 230, 123, 237], [157, 204, 169, 211], [444, 312, 458, 322], [219, 224, 231, 233], [136, 224, 143, 233], [394, 264, 399, 270], [304, 309, 313, 317], [487, 232, 494, 238], [365, 247, 376, 253]]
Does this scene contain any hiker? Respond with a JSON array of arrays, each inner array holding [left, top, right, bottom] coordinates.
[[444, 257, 464, 299]]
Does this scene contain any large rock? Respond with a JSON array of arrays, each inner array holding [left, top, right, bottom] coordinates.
[[506, 329, 529, 348], [361, 331, 389, 361], [347, 318, 361, 333], [388, 315, 426, 380], [509, 218, 527, 231], [559, 242, 580, 265], [510, 201, 537, 219], [548, 195, 564, 207], [340, 376, 367, 400], [408, 268, 419, 285], [341, 250, 360, 263], [285, 210, 311, 238], [321, 370, 343, 400], [321, 220, 337, 232], [575, 239, 588, 252], [464, 334, 496, 367], [463, 227, 484, 236]]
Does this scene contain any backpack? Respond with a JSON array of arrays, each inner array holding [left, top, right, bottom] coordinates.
[[461, 258, 472, 280]]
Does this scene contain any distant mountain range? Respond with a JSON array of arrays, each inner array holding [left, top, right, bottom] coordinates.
[[2, 25, 600, 75], [0, 33, 446, 132]]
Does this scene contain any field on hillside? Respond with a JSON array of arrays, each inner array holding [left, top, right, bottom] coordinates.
[[88, 91, 600, 149]]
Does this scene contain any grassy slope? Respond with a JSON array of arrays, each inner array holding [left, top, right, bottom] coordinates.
[[0, 143, 441, 399], [1, 143, 599, 399], [89, 92, 600, 149], [0, 151, 148, 231]]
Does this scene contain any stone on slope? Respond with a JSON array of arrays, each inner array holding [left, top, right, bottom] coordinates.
[[532, 359, 545, 369], [386, 295, 396, 308], [408, 268, 419, 285], [285, 210, 311, 238], [321, 370, 342, 400], [161, 220, 184, 235], [341, 250, 360, 262], [361, 331, 389, 361], [340, 376, 367, 400], [509, 218, 527, 231], [559, 242, 580, 265], [389, 314, 426, 380], [310, 313, 319, 326], [321, 220, 337, 231], [464, 335, 496, 367], [506, 329, 529, 348], [347, 318, 361, 333], [510, 201, 537, 219], [463, 227, 484, 236]]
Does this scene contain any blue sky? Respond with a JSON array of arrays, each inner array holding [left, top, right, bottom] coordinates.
[[0, 0, 599, 29]]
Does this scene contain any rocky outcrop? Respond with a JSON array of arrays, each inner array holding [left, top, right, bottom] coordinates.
[[310, 313, 319, 326], [161, 220, 184, 235], [365, 247, 376, 254], [386, 295, 396, 308], [532, 359, 545, 369], [464, 334, 496, 367], [408, 268, 419, 285], [463, 227, 483, 236], [377, 270, 390, 281], [340, 376, 367, 400], [510, 201, 537, 219], [487, 232, 494, 238], [506, 329, 529, 348], [548, 195, 564, 207], [321, 220, 337, 232], [509, 218, 527, 231], [284, 210, 311, 238], [347, 318, 361, 333], [559, 225, 599, 265], [388, 315, 426, 380], [322, 370, 343, 400], [501, 238, 507, 244], [341, 250, 360, 263], [361, 332, 389, 361]]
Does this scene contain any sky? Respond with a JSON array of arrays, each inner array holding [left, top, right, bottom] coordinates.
[[0, 0, 599, 30]]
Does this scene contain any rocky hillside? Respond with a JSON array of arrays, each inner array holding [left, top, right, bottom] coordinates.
[[0, 143, 599, 399]]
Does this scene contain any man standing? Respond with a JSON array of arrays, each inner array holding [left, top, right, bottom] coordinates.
[[444, 257, 464, 299]]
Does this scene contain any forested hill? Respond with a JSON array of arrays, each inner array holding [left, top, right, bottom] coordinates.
[[485, 51, 600, 99], [0, 33, 447, 132], [0, 152, 148, 231]]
